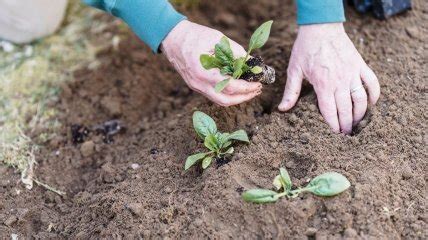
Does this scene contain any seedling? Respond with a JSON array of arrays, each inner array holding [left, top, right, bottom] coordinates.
[[200, 20, 275, 93], [185, 111, 249, 170], [242, 167, 351, 203]]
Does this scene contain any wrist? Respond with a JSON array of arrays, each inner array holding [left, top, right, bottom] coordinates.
[[161, 20, 191, 53], [298, 22, 345, 39]]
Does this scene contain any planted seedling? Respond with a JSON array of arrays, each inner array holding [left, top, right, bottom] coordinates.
[[242, 167, 350, 203], [185, 111, 249, 170], [200, 20, 276, 93]]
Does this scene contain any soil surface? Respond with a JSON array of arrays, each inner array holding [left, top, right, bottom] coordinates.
[[1, 0, 427, 239]]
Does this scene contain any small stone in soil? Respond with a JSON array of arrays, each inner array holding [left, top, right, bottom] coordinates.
[[130, 163, 140, 170], [164, 186, 172, 194], [150, 148, 159, 155], [127, 202, 144, 217], [405, 26, 420, 39], [4, 215, 18, 226], [100, 96, 122, 116], [308, 104, 317, 112], [300, 133, 310, 144], [80, 141, 95, 157], [289, 114, 298, 124], [71, 124, 90, 144], [401, 165, 413, 180], [305, 227, 317, 236], [343, 228, 358, 238]]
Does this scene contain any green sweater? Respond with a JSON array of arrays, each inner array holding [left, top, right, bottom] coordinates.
[[83, 0, 345, 52]]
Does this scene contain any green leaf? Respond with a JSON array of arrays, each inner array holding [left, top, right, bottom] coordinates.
[[250, 66, 263, 74], [224, 129, 249, 143], [221, 141, 232, 149], [242, 189, 279, 203], [279, 167, 292, 192], [200, 54, 223, 70], [306, 172, 351, 197], [217, 133, 229, 143], [185, 152, 208, 170], [248, 20, 273, 53], [214, 78, 231, 93], [193, 111, 217, 139], [224, 147, 234, 154], [215, 36, 234, 65], [204, 134, 219, 151], [220, 65, 233, 75], [232, 58, 245, 79], [273, 175, 283, 191], [202, 156, 213, 169]]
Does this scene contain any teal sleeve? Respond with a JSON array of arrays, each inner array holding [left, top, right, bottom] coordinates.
[[83, 0, 186, 52], [296, 0, 345, 25]]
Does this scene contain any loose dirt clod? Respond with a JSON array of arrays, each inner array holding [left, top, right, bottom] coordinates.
[[344, 228, 358, 238], [4, 216, 17, 226], [127, 203, 144, 217], [71, 124, 90, 144], [80, 141, 95, 157], [241, 56, 275, 84]]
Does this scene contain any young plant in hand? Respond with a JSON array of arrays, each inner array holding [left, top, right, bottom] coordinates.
[[200, 20, 275, 93], [242, 167, 351, 203], [185, 111, 249, 170]]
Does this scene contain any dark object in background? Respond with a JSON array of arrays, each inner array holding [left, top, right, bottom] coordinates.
[[351, 0, 373, 13], [372, 0, 412, 19], [350, 0, 412, 19], [71, 124, 90, 144], [94, 119, 125, 143]]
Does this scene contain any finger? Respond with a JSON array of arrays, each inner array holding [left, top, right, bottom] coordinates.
[[317, 90, 340, 133], [200, 67, 262, 95], [351, 82, 368, 126], [361, 66, 380, 105], [335, 90, 353, 134], [278, 67, 303, 111], [205, 87, 262, 107], [223, 80, 262, 95]]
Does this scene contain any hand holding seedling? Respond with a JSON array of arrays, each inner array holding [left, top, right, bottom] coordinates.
[[200, 20, 275, 93], [185, 111, 249, 170], [242, 167, 351, 203], [161, 20, 262, 107], [279, 23, 380, 134]]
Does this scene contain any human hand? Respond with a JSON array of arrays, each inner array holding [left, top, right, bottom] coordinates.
[[161, 20, 262, 107], [278, 23, 380, 134]]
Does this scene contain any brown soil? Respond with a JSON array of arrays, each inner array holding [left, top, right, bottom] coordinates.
[[242, 56, 276, 85], [1, 0, 427, 239]]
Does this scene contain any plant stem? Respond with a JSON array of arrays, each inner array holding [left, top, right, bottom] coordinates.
[[244, 49, 251, 62], [275, 191, 288, 198], [290, 185, 319, 195]]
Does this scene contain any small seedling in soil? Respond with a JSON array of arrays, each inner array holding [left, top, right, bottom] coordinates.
[[242, 167, 350, 203], [185, 111, 249, 170], [200, 20, 276, 93]]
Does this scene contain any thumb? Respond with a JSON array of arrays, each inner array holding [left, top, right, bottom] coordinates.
[[278, 67, 303, 111]]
